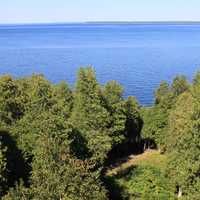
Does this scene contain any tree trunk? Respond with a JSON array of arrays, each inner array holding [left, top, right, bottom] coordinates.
[[177, 187, 182, 198], [143, 142, 146, 152]]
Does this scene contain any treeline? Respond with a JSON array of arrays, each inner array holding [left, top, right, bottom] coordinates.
[[1, 68, 200, 199], [0, 68, 142, 200], [140, 73, 200, 199]]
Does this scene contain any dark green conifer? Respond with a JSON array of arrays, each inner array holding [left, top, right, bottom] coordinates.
[[71, 68, 112, 164]]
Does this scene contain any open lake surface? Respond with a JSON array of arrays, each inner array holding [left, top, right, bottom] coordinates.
[[0, 23, 200, 105]]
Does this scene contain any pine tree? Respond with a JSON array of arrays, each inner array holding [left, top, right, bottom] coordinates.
[[171, 75, 189, 97], [71, 68, 112, 165], [124, 96, 142, 144], [3, 134, 108, 200], [29, 135, 108, 200], [166, 91, 200, 198], [0, 75, 24, 126], [102, 80, 126, 145], [155, 81, 170, 104]]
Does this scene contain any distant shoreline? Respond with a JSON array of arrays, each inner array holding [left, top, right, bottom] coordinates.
[[86, 21, 200, 24], [1, 21, 200, 26]]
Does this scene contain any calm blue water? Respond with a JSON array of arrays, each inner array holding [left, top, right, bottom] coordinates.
[[0, 23, 200, 105]]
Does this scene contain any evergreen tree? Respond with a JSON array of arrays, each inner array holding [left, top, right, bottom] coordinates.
[[155, 81, 170, 104], [25, 74, 53, 113], [171, 75, 189, 97], [102, 80, 126, 145], [114, 165, 175, 200], [166, 92, 200, 198], [0, 75, 24, 126], [29, 134, 108, 200], [52, 81, 73, 118], [3, 134, 108, 200], [2, 69, 198, 200], [141, 106, 168, 150], [71, 68, 112, 164], [124, 96, 142, 144], [193, 71, 200, 86], [191, 71, 200, 101]]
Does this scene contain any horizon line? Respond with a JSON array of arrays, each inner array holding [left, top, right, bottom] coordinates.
[[1, 20, 200, 26]]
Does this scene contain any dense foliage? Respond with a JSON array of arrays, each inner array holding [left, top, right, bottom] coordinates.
[[0, 68, 142, 199], [141, 73, 200, 199], [110, 165, 175, 200], [1, 68, 200, 199]]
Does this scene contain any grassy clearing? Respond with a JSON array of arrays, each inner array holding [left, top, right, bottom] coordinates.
[[106, 150, 167, 176]]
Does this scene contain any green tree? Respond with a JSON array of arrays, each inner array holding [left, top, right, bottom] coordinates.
[[102, 81, 126, 145], [141, 107, 168, 150], [166, 92, 200, 198], [30, 134, 107, 200], [155, 81, 170, 104], [71, 68, 112, 164], [0, 75, 24, 126], [24, 74, 53, 113], [193, 71, 200, 86], [52, 81, 73, 118], [11, 76, 72, 159], [191, 71, 200, 101], [102, 82, 142, 147], [115, 165, 175, 200], [124, 96, 142, 144], [171, 75, 189, 97], [141, 79, 179, 151], [4, 134, 108, 200]]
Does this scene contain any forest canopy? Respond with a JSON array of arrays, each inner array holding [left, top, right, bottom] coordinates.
[[0, 68, 200, 200]]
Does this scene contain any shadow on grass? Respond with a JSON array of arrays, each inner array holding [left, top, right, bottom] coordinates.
[[103, 165, 137, 200]]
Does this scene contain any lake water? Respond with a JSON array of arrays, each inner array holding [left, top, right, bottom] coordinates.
[[0, 23, 200, 105]]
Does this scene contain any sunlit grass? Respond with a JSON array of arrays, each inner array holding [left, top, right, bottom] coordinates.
[[106, 150, 167, 176]]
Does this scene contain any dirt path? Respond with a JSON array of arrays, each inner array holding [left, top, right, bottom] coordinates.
[[106, 149, 164, 176]]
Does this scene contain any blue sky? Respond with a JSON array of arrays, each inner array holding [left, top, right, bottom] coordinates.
[[0, 0, 200, 24]]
